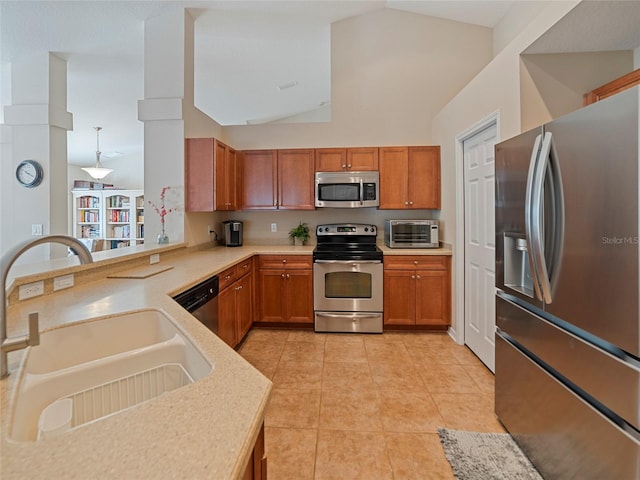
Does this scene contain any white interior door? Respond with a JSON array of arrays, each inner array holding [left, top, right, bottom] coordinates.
[[463, 123, 497, 372]]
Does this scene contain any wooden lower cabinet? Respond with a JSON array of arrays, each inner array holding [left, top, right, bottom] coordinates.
[[243, 424, 267, 480], [257, 255, 313, 325], [218, 257, 254, 348], [383, 255, 451, 327]]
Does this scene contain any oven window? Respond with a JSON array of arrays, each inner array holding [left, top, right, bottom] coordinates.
[[317, 183, 360, 201], [325, 272, 372, 298]]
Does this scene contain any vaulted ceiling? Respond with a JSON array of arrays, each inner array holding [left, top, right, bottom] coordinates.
[[1, 1, 516, 166]]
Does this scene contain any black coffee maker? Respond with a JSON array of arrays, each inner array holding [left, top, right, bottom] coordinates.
[[222, 220, 243, 247]]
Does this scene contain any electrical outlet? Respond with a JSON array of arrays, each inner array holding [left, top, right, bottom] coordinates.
[[150, 253, 160, 264], [208, 225, 215, 235], [31, 224, 43, 236], [53, 274, 74, 291], [18, 281, 45, 300], [271, 223, 277, 233]]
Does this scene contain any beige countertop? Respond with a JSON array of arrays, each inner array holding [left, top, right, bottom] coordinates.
[[1, 242, 452, 478]]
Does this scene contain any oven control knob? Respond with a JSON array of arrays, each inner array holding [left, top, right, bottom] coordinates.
[[364, 227, 369, 232]]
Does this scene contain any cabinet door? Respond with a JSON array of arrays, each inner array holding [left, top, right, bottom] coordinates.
[[241, 150, 278, 209], [277, 149, 315, 210], [315, 148, 347, 172], [218, 285, 237, 347], [408, 146, 441, 209], [214, 140, 237, 211], [284, 269, 313, 324], [185, 138, 214, 212], [347, 147, 379, 171], [415, 270, 450, 326], [383, 270, 416, 325], [258, 269, 286, 322], [236, 272, 253, 343], [379, 147, 409, 209]]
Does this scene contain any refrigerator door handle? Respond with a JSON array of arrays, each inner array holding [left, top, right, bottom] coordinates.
[[530, 132, 565, 304], [525, 133, 544, 301]]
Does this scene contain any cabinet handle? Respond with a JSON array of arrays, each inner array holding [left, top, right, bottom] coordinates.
[[225, 275, 232, 280], [347, 164, 352, 168], [409, 201, 414, 206], [282, 259, 287, 264], [236, 285, 243, 291], [413, 260, 418, 265], [411, 275, 416, 279], [405, 201, 409, 206], [416, 275, 421, 280], [281, 273, 286, 279], [342, 164, 347, 169], [286, 274, 290, 279]]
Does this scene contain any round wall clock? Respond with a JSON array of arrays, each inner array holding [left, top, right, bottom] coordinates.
[[16, 160, 44, 188]]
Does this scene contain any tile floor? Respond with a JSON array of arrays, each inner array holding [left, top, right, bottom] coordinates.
[[238, 328, 506, 480]]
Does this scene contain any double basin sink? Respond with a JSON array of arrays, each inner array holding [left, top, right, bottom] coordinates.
[[8, 309, 212, 442]]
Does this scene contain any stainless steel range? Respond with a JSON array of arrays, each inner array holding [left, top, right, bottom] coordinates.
[[313, 224, 383, 333]]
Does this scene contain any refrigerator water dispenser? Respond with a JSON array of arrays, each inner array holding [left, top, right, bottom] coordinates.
[[503, 233, 534, 298]]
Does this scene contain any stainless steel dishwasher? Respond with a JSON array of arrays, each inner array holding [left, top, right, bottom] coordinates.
[[173, 276, 219, 335]]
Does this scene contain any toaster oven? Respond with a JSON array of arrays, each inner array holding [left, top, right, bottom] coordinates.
[[385, 220, 439, 248]]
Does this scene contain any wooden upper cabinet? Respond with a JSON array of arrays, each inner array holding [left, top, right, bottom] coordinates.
[[185, 138, 237, 211], [241, 149, 314, 210], [278, 149, 315, 210], [347, 147, 379, 171], [315, 147, 378, 171], [584, 68, 640, 106], [240, 150, 278, 209], [379, 146, 440, 209], [185, 138, 214, 212], [315, 148, 347, 171]]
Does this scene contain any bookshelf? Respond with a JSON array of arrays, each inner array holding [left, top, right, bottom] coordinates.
[[73, 190, 144, 250]]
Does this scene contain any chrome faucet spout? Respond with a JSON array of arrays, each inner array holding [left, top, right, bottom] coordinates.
[[1, 235, 94, 378]]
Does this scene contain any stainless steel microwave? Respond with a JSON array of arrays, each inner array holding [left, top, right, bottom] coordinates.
[[315, 171, 379, 208], [385, 219, 439, 248]]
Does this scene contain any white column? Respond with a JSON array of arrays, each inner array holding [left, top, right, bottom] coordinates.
[[138, 8, 187, 245], [1, 53, 72, 260]]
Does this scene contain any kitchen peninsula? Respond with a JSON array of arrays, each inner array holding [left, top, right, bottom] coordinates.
[[1, 241, 451, 478]]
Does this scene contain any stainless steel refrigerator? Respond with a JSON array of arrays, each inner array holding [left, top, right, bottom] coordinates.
[[495, 85, 640, 479]]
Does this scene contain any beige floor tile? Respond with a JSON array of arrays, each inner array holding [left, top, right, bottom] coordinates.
[[322, 361, 375, 390], [406, 344, 462, 366], [451, 345, 483, 365], [243, 357, 279, 379], [431, 392, 506, 433], [239, 339, 286, 361], [265, 427, 317, 480], [315, 429, 393, 480], [281, 341, 325, 363], [287, 330, 328, 345], [325, 333, 368, 344], [420, 363, 480, 394], [370, 361, 427, 391], [377, 389, 444, 433], [385, 432, 455, 480], [398, 332, 453, 347], [462, 362, 495, 394], [324, 340, 368, 363], [319, 387, 383, 431], [272, 361, 323, 390], [246, 328, 291, 343], [266, 388, 321, 429]]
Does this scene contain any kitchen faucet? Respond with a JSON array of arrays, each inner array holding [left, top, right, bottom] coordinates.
[[1, 235, 94, 378]]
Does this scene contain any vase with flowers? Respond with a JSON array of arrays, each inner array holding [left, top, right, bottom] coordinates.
[[148, 186, 174, 244]]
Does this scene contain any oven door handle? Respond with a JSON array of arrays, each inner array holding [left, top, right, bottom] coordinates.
[[315, 312, 382, 319], [314, 260, 382, 264]]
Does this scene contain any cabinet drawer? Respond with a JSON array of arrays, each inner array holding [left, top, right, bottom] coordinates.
[[219, 265, 238, 291], [259, 255, 313, 270], [235, 257, 254, 277], [384, 255, 448, 270]]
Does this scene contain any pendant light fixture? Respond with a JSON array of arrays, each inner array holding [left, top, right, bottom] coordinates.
[[81, 126, 113, 180]]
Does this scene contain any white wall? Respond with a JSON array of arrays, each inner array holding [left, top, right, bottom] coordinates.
[[203, 8, 493, 247], [431, 1, 579, 337], [493, 1, 549, 57]]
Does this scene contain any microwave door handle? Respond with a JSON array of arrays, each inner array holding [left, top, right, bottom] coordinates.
[[359, 178, 364, 205], [525, 133, 543, 301]]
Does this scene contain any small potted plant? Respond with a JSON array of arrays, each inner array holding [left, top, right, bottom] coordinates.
[[289, 222, 310, 246]]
